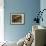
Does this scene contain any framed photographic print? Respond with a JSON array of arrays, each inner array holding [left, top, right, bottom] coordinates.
[[10, 13, 24, 24]]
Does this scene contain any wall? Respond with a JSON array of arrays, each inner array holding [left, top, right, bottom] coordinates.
[[40, 0, 46, 27], [4, 0, 40, 42]]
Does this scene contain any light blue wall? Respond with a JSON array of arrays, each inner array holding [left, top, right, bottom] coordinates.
[[4, 0, 40, 42], [40, 0, 46, 27]]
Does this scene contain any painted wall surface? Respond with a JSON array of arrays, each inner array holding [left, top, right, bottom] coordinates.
[[40, 0, 46, 27], [4, 0, 40, 42]]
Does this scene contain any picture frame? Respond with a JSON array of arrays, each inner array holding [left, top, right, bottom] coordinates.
[[10, 13, 24, 24]]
